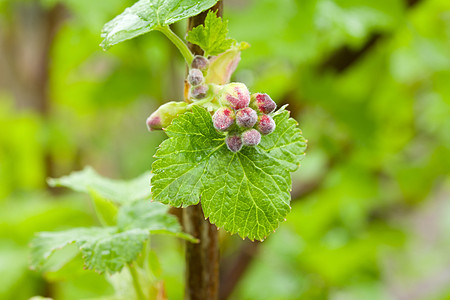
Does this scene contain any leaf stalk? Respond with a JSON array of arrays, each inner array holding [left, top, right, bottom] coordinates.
[[158, 26, 194, 65], [128, 263, 146, 300]]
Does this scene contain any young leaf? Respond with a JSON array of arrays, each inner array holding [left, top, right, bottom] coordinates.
[[48, 167, 151, 205], [31, 201, 197, 274], [151, 106, 306, 241], [186, 11, 235, 57], [101, 0, 220, 50], [205, 42, 249, 84]]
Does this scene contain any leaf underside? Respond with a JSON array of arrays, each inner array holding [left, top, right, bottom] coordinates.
[[48, 167, 151, 205], [151, 106, 306, 241], [101, 0, 220, 49]]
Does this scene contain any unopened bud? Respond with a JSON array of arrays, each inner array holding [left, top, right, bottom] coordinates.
[[251, 93, 276, 114], [242, 129, 261, 146], [257, 115, 276, 135], [190, 84, 208, 99], [146, 101, 187, 131], [225, 134, 243, 152], [213, 107, 235, 131], [236, 107, 257, 128], [219, 83, 250, 110], [188, 68, 204, 86], [191, 55, 209, 71]]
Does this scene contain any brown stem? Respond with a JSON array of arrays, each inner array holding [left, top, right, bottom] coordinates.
[[183, 205, 220, 300], [182, 3, 223, 300]]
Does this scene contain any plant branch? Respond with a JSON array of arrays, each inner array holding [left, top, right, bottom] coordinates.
[[128, 263, 146, 300], [158, 26, 194, 65]]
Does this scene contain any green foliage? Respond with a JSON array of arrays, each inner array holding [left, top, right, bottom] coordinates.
[[151, 106, 306, 241], [100, 0, 219, 49], [1, 0, 450, 299], [31, 227, 147, 274], [48, 167, 151, 205], [32, 169, 195, 275], [31, 198, 195, 274], [186, 11, 235, 57]]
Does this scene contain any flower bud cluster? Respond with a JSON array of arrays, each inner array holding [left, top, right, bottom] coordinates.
[[188, 56, 209, 100], [146, 55, 277, 149], [212, 83, 277, 152]]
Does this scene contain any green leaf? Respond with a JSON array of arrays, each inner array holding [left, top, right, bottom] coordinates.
[[151, 106, 306, 241], [48, 167, 151, 205], [31, 227, 148, 274], [101, 0, 220, 50], [91, 191, 119, 226], [186, 10, 235, 56], [31, 201, 197, 273], [117, 200, 197, 242]]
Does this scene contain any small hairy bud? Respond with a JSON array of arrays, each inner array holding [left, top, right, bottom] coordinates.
[[257, 115, 276, 135], [190, 84, 208, 99], [225, 134, 243, 152], [146, 101, 187, 131], [219, 83, 250, 110], [236, 107, 257, 128], [242, 129, 261, 146], [251, 93, 276, 114], [213, 107, 235, 131], [191, 55, 209, 70], [188, 68, 204, 86]]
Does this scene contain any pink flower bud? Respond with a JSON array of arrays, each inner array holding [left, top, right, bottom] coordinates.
[[188, 68, 204, 86], [251, 93, 276, 114], [213, 107, 235, 131], [236, 107, 257, 128], [190, 84, 209, 99], [146, 101, 187, 131], [257, 115, 276, 135], [242, 129, 261, 146], [191, 55, 209, 71], [225, 134, 243, 152], [219, 83, 250, 110]]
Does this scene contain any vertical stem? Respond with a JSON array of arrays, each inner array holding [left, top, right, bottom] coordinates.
[[183, 205, 220, 300], [128, 263, 146, 300], [183, 4, 223, 300]]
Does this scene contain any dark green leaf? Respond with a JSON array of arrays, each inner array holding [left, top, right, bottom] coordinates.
[[151, 106, 306, 240]]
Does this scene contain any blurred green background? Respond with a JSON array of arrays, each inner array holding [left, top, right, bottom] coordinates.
[[1, 0, 450, 299]]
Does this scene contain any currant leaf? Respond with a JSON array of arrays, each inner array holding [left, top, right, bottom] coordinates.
[[186, 10, 235, 56], [151, 106, 306, 241], [30, 200, 197, 274], [101, 0, 219, 50], [48, 167, 151, 205]]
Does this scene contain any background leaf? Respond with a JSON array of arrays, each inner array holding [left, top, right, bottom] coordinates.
[[48, 167, 151, 205], [31, 227, 148, 274], [31, 201, 196, 273]]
